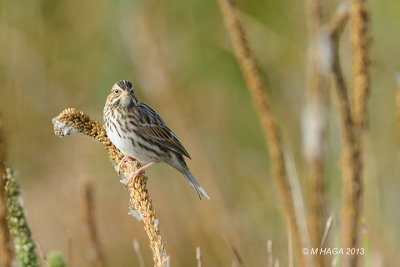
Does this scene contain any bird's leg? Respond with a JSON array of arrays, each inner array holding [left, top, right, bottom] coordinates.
[[125, 161, 157, 187], [118, 155, 133, 174]]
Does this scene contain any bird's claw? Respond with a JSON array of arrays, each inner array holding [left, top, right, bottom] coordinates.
[[124, 170, 143, 188], [118, 155, 131, 174]]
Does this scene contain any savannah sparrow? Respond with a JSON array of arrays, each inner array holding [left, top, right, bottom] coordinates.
[[104, 80, 209, 200]]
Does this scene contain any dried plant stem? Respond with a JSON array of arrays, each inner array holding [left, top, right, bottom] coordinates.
[[342, 1, 370, 266], [350, 1, 370, 128], [319, 215, 334, 248], [329, 5, 353, 162], [330, 4, 350, 39], [217, 0, 304, 266], [329, 2, 369, 267], [128, 168, 167, 266], [267, 240, 274, 267], [287, 225, 293, 267], [306, 0, 323, 32], [196, 247, 202, 267], [305, 156, 325, 264], [305, 1, 327, 266], [52, 108, 168, 267], [224, 237, 245, 267], [82, 180, 108, 267], [0, 121, 13, 267], [133, 240, 146, 267]]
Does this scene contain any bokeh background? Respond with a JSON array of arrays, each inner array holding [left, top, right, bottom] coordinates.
[[0, 0, 399, 266]]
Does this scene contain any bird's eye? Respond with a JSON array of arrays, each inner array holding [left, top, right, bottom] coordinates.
[[113, 89, 119, 94]]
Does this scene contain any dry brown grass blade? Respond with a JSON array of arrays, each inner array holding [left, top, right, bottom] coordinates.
[[341, 1, 370, 266], [216, 0, 305, 266], [306, 0, 323, 33], [52, 108, 168, 267], [320, 215, 334, 248], [328, 4, 357, 266], [82, 179, 108, 267], [196, 246, 202, 267], [329, 4, 355, 222], [267, 240, 274, 267], [329, 3, 354, 208], [304, 1, 328, 266], [328, 2, 369, 266], [223, 236, 245, 267], [303, 101, 328, 267], [133, 239, 146, 267], [350, 1, 370, 129], [287, 224, 293, 267], [330, 4, 350, 39], [0, 118, 13, 267]]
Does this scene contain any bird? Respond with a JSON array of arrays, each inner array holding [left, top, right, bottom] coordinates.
[[103, 80, 209, 200]]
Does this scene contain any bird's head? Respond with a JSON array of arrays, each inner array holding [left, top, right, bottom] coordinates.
[[106, 80, 137, 108]]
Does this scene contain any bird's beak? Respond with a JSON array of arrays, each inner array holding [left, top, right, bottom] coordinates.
[[122, 89, 130, 98]]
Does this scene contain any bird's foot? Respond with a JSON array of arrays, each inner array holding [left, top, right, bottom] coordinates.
[[124, 161, 157, 188], [124, 170, 143, 188], [118, 155, 132, 174]]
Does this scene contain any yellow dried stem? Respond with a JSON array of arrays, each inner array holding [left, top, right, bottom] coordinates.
[[306, 157, 325, 267], [305, 1, 327, 266], [267, 240, 274, 267], [133, 240, 146, 267], [82, 180, 108, 267], [306, 0, 323, 36], [328, 1, 370, 266], [329, 5, 355, 199], [350, 1, 370, 128], [216, 0, 305, 266], [128, 169, 166, 266], [52, 108, 168, 267], [329, 5, 354, 194], [340, 1, 370, 266], [196, 246, 202, 267], [330, 4, 350, 39]]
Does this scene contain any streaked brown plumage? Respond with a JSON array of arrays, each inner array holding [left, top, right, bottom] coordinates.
[[103, 80, 209, 200]]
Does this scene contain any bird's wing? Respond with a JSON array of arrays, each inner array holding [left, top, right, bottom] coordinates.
[[134, 102, 191, 159]]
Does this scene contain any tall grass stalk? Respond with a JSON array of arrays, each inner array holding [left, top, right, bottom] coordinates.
[[304, 1, 328, 266], [341, 1, 370, 266], [52, 108, 168, 267], [82, 179, 108, 267], [133, 240, 146, 267], [216, 0, 305, 266], [196, 246, 202, 267]]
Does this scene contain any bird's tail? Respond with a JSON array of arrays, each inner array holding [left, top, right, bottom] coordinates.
[[183, 169, 210, 200]]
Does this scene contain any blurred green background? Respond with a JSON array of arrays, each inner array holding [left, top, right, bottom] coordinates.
[[0, 0, 399, 266]]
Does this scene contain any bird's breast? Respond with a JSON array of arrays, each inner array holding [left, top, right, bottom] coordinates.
[[105, 114, 164, 165]]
